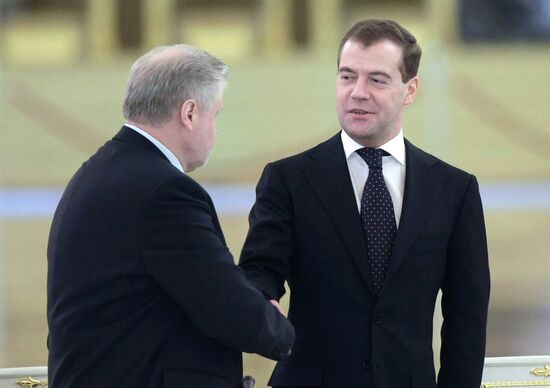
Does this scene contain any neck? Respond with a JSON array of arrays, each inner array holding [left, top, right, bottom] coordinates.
[[128, 120, 190, 170], [354, 130, 401, 149]]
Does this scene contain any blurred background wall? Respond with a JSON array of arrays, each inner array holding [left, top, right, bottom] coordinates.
[[0, 0, 549, 386]]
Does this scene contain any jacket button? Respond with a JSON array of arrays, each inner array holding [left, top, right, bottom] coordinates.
[[374, 314, 383, 324], [363, 360, 372, 369]]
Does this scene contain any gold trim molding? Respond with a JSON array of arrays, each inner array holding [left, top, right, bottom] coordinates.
[[482, 382, 550, 387], [482, 363, 550, 387], [532, 366, 550, 378], [15, 376, 48, 387]]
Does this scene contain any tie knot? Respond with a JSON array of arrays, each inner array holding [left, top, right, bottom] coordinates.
[[356, 148, 388, 169]]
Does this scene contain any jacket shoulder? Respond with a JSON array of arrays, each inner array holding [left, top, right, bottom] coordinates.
[[71, 137, 208, 205], [269, 132, 341, 170], [406, 139, 474, 181]]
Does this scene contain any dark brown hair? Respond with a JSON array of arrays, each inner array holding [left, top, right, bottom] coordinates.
[[337, 19, 421, 82]]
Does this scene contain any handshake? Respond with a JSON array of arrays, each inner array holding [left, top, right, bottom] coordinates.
[[270, 299, 287, 317], [239, 300, 286, 388], [241, 375, 255, 388]]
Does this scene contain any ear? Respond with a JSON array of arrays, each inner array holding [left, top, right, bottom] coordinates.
[[179, 99, 197, 130], [404, 77, 419, 106]]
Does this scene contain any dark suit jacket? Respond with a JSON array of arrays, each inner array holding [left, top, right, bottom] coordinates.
[[47, 126, 294, 388], [239, 133, 490, 388]]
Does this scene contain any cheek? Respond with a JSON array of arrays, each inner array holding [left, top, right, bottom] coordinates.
[[336, 85, 349, 101], [210, 122, 217, 143], [336, 93, 347, 111], [379, 94, 399, 111]]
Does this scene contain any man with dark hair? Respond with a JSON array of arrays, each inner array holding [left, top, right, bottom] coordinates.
[[47, 44, 294, 388], [240, 19, 490, 387]]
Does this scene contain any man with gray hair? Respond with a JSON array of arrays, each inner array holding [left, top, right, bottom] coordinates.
[[47, 44, 294, 388]]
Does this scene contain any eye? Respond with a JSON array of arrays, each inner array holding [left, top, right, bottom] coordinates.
[[370, 77, 389, 87], [339, 73, 355, 81]]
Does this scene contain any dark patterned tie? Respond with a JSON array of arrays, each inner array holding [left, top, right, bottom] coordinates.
[[356, 148, 397, 295]]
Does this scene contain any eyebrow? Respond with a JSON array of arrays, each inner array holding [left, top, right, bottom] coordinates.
[[369, 71, 392, 79], [338, 66, 356, 74]]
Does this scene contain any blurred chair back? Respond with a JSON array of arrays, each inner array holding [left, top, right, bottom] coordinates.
[[0, 366, 47, 387], [481, 355, 550, 387]]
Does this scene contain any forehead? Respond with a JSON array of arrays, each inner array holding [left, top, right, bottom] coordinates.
[[339, 39, 403, 74]]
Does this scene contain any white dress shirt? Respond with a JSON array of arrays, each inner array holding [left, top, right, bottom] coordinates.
[[125, 123, 185, 173], [341, 129, 406, 228]]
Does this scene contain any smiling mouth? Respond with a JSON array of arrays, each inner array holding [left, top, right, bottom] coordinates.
[[349, 109, 373, 115]]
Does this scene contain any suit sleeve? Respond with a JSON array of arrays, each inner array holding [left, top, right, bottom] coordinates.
[[438, 175, 490, 387], [239, 163, 294, 300], [138, 176, 294, 361]]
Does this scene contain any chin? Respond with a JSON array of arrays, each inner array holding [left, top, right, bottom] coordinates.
[[345, 127, 374, 139], [195, 154, 210, 170]]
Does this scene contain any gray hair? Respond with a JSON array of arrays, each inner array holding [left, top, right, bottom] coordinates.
[[123, 44, 228, 126]]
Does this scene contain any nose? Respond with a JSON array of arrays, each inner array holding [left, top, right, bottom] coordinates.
[[350, 78, 370, 100]]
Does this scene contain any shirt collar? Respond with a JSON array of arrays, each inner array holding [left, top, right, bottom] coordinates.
[[341, 129, 406, 166], [124, 123, 185, 173]]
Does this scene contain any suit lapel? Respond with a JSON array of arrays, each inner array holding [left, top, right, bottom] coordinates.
[[303, 134, 374, 292], [381, 140, 445, 291]]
